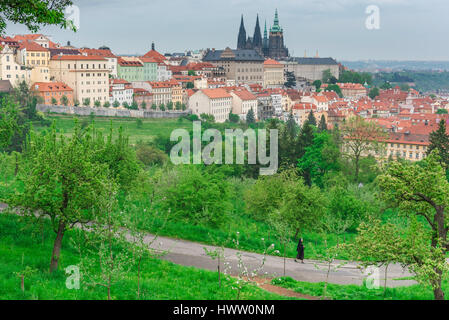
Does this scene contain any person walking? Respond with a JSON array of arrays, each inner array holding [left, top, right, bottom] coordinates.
[[295, 238, 305, 263]]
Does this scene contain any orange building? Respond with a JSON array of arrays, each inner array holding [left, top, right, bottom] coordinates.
[[32, 82, 74, 105]]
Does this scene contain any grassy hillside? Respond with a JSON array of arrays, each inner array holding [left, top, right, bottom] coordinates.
[[0, 214, 289, 300]]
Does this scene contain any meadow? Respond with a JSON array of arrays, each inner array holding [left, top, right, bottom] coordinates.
[[0, 213, 289, 300]]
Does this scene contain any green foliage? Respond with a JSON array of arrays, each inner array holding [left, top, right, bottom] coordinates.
[[436, 109, 448, 114], [103, 101, 110, 108], [51, 97, 57, 105], [298, 131, 341, 187], [229, 111, 240, 123], [312, 80, 322, 91], [427, 120, 449, 169], [94, 100, 101, 108], [83, 98, 91, 107], [339, 70, 373, 85], [154, 166, 232, 227], [325, 84, 343, 98], [369, 87, 380, 100], [284, 71, 296, 88], [0, 0, 75, 35], [307, 111, 317, 127], [135, 142, 168, 167], [61, 95, 68, 106], [113, 101, 120, 108]]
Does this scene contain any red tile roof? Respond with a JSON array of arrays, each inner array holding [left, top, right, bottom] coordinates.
[[32, 81, 73, 92], [51, 55, 106, 61], [201, 88, 232, 99]]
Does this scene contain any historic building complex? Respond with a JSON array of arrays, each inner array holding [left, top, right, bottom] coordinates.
[[237, 10, 289, 60]]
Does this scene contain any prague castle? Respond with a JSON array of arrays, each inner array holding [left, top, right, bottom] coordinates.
[[237, 9, 289, 60]]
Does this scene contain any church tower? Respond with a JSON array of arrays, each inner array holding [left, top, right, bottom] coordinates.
[[263, 20, 269, 55], [237, 15, 247, 50], [252, 14, 263, 50], [268, 9, 289, 59]]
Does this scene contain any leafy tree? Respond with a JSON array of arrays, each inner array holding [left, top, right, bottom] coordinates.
[[167, 101, 174, 111], [380, 81, 392, 90], [159, 103, 165, 111], [400, 83, 410, 92], [51, 97, 57, 105], [135, 143, 168, 167], [246, 108, 255, 124], [103, 101, 111, 108], [61, 95, 68, 106], [369, 87, 380, 100], [0, 97, 20, 151], [436, 109, 448, 115], [141, 101, 147, 109], [175, 101, 182, 110], [154, 166, 232, 227], [122, 102, 130, 109], [339, 70, 372, 85], [318, 114, 327, 132], [322, 69, 335, 84], [94, 100, 101, 108], [312, 80, 322, 91], [0, 0, 75, 35], [341, 116, 386, 182], [377, 152, 449, 300], [13, 124, 115, 272], [186, 82, 194, 89], [188, 70, 196, 76], [325, 84, 342, 98], [130, 101, 139, 110], [83, 98, 91, 107], [181, 103, 187, 111], [113, 100, 120, 108], [298, 131, 341, 187], [151, 104, 157, 110], [427, 119, 449, 169], [229, 111, 240, 123]]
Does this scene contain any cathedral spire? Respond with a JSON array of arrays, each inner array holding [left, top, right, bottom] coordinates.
[[237, 15, 247, 49], [271, 9, 282, 33], [253, 14, 262, 48]]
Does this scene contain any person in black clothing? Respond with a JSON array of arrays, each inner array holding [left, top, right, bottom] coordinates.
[[295, 238, 305, 263]]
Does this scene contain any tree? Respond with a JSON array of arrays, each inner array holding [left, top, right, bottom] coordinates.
[[83, 98, 91, 107], [307, 111, 317, 127], [130, 101, 138, 110], [167, 101, 173, 111], [94, 100, 101, 108], [377, 152, 449, 300], [186, 82, 194, 89], [151, 104, 157, 110], [380, 82, 392, 90], [298, 131, 341, 187], [103, 101, 111, 108], [229, 111, 240, 123], [246, 108, 255, 124], [188, 70, 196, 76], [159, 103, 165, 111], [113, 100, 120, 108], [0, 0, 75, 35], [312, 80, 322, 91], [181, 103, 187, 111], [61, 95, 68, 106], [51, 97, 57, 105], [318, 114, 327, 132], [436, 109, 448, 114], [122, 102, 130, 109], [284, 71, 296, 88], [175, 101, 182, 111], [325, 84, 342, 98], [141, 101, 147, 110], [280, 174, 326, 239], [427, 119, 449, 169], [341, 116, 386, 182], [322, 69, 333, 83], [0, 98, 21, 152], [369, 87, 380, 100], [13, 124, 115, 272]]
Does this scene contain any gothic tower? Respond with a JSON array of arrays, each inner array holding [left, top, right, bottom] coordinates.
[[237, 15, 247, 50], [252, 14, 263, 50]]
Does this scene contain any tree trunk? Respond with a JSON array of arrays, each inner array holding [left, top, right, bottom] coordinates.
[[14, 153, 19, 176], [137, 257, 141, 299], [322, 262, 331, 300], [383, 264, 389, 299], [20, 276, 24, 292], [294, 229, 299, 241], [50, 220, 66, 273], [218, 255, 221, 288], [434, 286, 445, 300], [283, 242, 286, 277], [355, 155, 360, 182]]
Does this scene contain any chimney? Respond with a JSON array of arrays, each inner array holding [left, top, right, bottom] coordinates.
[[151, 42, 155, 51]]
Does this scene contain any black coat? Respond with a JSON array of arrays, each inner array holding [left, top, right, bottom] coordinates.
[[296, 240, 305, 260]]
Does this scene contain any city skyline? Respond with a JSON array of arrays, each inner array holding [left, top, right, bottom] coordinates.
[[3, 0, 449, 61]]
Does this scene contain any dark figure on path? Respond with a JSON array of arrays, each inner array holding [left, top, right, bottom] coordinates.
[[295, 238, 305, 263]]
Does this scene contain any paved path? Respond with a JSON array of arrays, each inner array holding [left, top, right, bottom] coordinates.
[[0, 203, 416, 288]]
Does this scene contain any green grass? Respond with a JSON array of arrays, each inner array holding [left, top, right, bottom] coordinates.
[[271, 277, 445, 300], [0, 214, 292, 300], [34, 114, 193, 145]]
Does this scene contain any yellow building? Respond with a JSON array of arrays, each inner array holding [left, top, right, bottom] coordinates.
[[0, 45, 31, 86], [263, 59, 284, 88], [50, 55, 110, 107], [17, 40, 50, 83]]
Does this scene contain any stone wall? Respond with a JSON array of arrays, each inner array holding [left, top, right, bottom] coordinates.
[[37, 104, 191, 119]]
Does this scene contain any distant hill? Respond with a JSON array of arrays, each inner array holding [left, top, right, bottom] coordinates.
[[341, 60, 449, 72]]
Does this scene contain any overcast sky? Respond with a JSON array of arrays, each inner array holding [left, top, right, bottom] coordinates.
[[5, 0, 449, 61]]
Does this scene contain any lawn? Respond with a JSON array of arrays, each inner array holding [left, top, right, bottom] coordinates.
[[34, 114, 193, 145], [0, 214, 290, 300], [271, 276, 444, 300]]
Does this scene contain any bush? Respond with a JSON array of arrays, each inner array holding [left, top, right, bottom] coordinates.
[[135, 143, 168, 167]]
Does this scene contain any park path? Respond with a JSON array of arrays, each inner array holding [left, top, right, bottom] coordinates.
[[0, 203, 416, 288]]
